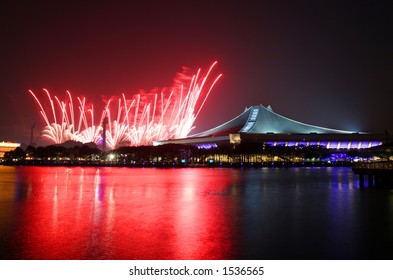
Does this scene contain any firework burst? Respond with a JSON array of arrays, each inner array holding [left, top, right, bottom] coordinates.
[[30, 62, 222, 149]]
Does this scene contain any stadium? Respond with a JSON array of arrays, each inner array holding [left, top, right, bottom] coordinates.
[[155, 104, 386, 150]]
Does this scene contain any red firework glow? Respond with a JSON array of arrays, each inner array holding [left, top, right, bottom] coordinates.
[[29, 62, 222, 149]]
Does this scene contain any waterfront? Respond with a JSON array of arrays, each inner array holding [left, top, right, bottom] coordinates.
[[1, 166, 393, 259]]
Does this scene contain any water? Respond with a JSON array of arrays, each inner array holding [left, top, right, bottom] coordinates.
[[1, 165, 393, 260]]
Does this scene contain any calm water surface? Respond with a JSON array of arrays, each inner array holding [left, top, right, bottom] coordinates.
[[1, 165, 393, 260]]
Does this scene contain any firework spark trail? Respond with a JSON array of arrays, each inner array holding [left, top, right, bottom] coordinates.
[[29, 62, 221, 149]]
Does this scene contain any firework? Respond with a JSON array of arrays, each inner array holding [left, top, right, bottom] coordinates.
[[29, 62, 222, 149]]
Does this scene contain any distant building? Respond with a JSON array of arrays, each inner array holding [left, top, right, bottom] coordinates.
[[0, 141, 21, 158], [155, 105, 387, 149]]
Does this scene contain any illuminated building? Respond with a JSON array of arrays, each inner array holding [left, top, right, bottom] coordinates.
[[155, 105, 386, 149], [0, 142, 21, 158]]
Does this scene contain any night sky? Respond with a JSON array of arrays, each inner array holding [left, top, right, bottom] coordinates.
[[1, 1, 392, 144]]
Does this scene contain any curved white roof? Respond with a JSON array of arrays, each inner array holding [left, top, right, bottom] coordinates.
[[191, 105, 355, 137]]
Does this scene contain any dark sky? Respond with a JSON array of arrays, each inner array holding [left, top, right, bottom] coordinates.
[[1, 0, 392, 144]]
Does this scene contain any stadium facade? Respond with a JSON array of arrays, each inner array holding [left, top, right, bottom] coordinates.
[[155, 105, 387, 149]]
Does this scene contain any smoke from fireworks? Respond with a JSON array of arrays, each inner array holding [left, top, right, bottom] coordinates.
[[29, 62, 222, 149]]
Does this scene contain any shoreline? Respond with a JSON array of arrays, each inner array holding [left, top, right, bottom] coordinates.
[[0, 160, 354, 168]]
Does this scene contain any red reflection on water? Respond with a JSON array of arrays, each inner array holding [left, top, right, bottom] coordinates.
[[10, 167, 240, 259]]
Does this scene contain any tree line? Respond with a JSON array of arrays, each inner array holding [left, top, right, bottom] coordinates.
[[2, 140, 392, 166]]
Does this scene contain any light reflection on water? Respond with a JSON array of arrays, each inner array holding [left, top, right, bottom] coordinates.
[[1, 166, 393, 260]]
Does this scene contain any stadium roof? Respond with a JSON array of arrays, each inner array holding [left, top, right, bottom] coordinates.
[[190, 105, 355, 137], [155, 105, 386, 149]]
